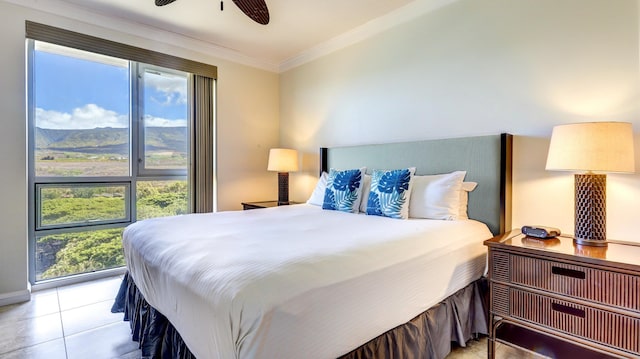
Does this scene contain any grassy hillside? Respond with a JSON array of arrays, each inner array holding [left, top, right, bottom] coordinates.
[[36, 180, 188, 280], [35, 127, 187, 155], [33, 127, 190, 279], [35, 126, 188, 176]]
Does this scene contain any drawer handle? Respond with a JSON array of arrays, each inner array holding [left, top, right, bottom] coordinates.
[[551, 302, 586, 318], [551, 266, 585, 279]]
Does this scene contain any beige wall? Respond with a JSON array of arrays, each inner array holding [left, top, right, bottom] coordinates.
[[281, 0, 640, 241], [0, 2, 279, 299]]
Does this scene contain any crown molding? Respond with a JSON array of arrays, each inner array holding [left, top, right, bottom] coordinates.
[[5, 0, 457, 73], [4, 0, 280, 72], [278, 0, 458, 72]]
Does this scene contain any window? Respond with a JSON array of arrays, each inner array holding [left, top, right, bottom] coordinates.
[[36, 183, 131, 230], [33, 43, 131, 178], [27, 22, 215, 284], [139, 65, 189, 173]]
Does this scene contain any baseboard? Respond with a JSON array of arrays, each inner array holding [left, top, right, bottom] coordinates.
[[0, 289, 31, 307]]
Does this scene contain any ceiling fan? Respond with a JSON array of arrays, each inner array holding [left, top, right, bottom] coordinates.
[[155, 0, 270, 25]]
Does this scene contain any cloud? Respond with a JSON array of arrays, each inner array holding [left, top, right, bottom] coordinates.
[[36, 104, 186, 129], [35, 108, 73, 129], [145, 72, 187, 106], [36, 104, 128, 129], [143, 114, 187, 127]]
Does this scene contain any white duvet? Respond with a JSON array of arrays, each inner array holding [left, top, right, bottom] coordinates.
[[123, 204, 492, 359]]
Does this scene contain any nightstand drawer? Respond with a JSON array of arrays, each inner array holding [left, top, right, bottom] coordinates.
[[487, 232, 640, 358], [510, 288, 640, 355], [501, 253, 640, 313], [491, 283, 511, 317]]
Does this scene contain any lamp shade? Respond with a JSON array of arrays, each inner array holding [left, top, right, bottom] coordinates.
[[546, 122, 635, 173], [267, 148, 299, 172]]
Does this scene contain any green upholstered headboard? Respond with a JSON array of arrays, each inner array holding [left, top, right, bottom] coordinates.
[[320, 134, 512, 236]]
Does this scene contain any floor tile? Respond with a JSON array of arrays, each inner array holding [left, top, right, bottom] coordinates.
[[0, 313, 63, 355], [0, 289, 59, 322], [448, 336, 553, 359], [448, 337, 486, 359], [0, 339, 66, 359], [469, 338, 490, 357], [61, 299, 124, 336], [65, 321, 139, 359], [57, 276, 122, 311], [495, 342, 550, 359]]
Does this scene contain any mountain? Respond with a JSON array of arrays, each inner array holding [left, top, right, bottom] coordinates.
[[35, 127, 187, 155], [145, 127, 188, 153]]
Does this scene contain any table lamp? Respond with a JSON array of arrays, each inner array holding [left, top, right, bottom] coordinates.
[[267, 148, 299, 205], [546, 122, 635, 246]]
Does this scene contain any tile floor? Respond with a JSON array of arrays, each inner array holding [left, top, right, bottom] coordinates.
[[448, 337, 547, 359], [0, 275, 140, 359], [0, 275, 542, 359]]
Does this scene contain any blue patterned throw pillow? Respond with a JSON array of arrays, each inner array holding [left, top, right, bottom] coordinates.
[[366, 168, 415, 219], [322, 168, 365, 213]]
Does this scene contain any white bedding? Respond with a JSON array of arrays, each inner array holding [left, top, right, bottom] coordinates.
[[123, 204, 492, 359]]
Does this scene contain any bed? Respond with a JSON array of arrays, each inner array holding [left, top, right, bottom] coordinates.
[[112, 133, 513, 359]]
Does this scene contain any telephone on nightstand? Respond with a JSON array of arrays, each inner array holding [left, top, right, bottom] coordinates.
[[521, 225, 561, 239]]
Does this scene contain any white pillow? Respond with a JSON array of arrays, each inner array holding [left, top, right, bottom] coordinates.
[[458, 181, 478, 219], [409, 171, 467, 220], [359, 174, 371, 213], [306, 172, 328, 206]]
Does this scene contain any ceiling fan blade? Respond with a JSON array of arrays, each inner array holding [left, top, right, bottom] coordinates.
[[232, 0, 270, 25], [155, 0, 177, 6]]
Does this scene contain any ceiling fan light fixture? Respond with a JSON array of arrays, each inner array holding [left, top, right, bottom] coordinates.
[[232, 0, 270, 25], [155, 0, 269, 25], [155, 0, 177, 6]]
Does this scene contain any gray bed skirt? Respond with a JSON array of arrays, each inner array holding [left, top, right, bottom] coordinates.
[[112, 273, 489, 359]]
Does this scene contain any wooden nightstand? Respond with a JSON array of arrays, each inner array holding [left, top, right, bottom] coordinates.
[[485, 230, 640, 358], [241, 201, 301, 210]]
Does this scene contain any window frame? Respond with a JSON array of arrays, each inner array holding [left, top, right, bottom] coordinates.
[[35, 181, 132, 231], [27, 36, 198, 285], [26, 21, 216, 287], [136, 63, 192, 177]]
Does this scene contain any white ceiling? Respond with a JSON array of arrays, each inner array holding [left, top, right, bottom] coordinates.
[[8, 0, 456, 71]]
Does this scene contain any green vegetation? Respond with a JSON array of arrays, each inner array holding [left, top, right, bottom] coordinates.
[[34, 126, 190, 281], [36, 181, 188, 280], [37, 228, 126, 280], [137, 181, 188, 220], [40, 186, 126, 226]]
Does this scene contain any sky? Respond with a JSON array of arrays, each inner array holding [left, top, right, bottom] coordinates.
[[34, 47, 187, 130]]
